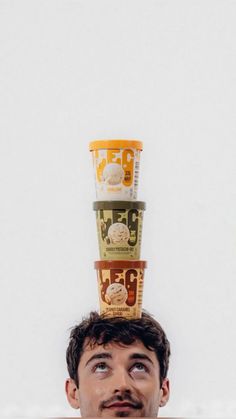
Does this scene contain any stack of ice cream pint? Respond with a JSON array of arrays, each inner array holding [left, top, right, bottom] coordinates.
[[89, 140, 147, 319]]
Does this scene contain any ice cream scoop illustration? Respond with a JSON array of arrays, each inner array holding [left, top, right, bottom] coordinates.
[[108, 222, 130, 244], [105, 283, 128, 305], [102, 163, 124, 185]]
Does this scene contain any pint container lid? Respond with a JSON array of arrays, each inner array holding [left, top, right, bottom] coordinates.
[[93, 201, 146, 210], [94, 260, 147, 270], [89, 139, 143, 151]]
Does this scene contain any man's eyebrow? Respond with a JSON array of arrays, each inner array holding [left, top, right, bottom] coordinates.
[[129, 353, 154, 364], [85, 352, 112, 367]]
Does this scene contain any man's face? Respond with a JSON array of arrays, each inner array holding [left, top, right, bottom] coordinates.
[[65, 339, 169, 417]]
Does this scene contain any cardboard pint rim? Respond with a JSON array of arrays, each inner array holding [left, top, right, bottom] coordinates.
[[94, 260, 147, 270], [89, 139, 143, 151], [93, 201, 146, 210]]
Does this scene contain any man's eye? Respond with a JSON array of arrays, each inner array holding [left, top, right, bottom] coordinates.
[[93, 362, 109, 373], [131, 363, 148, 373]]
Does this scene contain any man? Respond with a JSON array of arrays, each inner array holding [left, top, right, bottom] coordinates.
[[65, 311, 170, 417]]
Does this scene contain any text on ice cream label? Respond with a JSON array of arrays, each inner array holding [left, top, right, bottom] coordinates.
[[99, 268, 144, 307], [94, 149, 134, 186], [99, 209, 141, 246]]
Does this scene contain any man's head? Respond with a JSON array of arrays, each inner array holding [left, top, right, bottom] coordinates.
[[65, 311, 170, 417]]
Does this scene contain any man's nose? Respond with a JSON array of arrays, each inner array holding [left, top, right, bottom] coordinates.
[[111, 367, 133, 394]]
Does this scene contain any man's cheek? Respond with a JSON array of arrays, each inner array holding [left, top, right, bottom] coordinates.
[[138, 381, 159, 405], [94, 384, 108, 398]]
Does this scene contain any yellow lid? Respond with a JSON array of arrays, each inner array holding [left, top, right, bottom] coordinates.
[[89, 139, 143, 151]]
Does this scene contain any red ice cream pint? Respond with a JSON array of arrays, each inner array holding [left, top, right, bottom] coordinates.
[[94, 260, 147, 319]]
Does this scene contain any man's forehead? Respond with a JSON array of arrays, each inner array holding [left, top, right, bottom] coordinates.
[[80, 338, 159, 364]]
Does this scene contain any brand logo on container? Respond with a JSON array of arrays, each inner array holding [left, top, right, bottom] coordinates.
[[99, 209, 139, 246], [99, 269, 140, 306], [95, 149, 134, 186]]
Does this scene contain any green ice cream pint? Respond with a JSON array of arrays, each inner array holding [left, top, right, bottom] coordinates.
[[93, 201, 146, 260]]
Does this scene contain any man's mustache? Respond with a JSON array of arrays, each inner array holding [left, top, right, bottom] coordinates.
[[100, 393, 143, 410]]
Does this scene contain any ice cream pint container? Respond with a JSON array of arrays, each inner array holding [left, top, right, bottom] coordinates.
[[93, 201, 146, 260], [89, 140, 143, 200], [94, 260, 147, 319]]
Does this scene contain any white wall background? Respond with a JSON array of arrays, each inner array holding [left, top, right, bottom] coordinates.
[[0, 0, 236, 418]]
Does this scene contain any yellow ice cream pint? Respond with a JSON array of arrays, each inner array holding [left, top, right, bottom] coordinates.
[[94, 260, 147, 319], [93, 201, 146, 260], [89, 140, 143, 200]]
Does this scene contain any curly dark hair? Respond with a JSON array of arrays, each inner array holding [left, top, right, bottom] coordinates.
[[66, 311, 170, 388]]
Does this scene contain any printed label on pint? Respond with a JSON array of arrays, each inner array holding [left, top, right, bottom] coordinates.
[[96, 208, 143, 260], [92, 148, 140, 200], [96, 268, 144, 319], [94, 149, 134, 187]]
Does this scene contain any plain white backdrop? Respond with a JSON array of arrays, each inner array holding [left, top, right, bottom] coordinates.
[[0, 0, 236, 417]]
